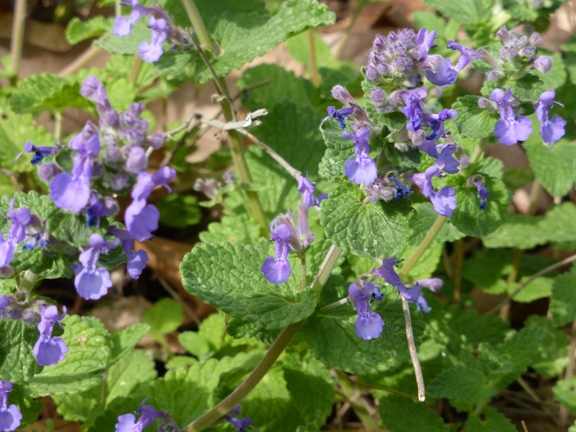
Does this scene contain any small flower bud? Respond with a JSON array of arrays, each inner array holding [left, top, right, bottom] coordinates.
[[37, 162, 61, 183], [532, 56, 552, 73]]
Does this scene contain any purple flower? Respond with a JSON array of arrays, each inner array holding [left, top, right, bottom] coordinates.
[[426, 40, 482, 87], [7, 200, 33, 243], [435, 144, 460, 174], [81, 76, 118, 127], [532, 56, 552, 73], [0, 380, 22, 432], [430, 186, 457, 218], [348, 281, 385, 340], [115, 400, 163, 432], [108, 227, 149, 279], [33, 305, 68, 366], [326, 106, 354, 129], [472, 178, 490, 210], [401, 88, 427, 131], [490, 88, 532, 145], [343, 127, 378, 185], [125, 200, 160, 242], [297, 174, 320, 209], [0, 296, 8, 317], [373, 257, 436, 312], [73, 234, 119, 300], [330, 85, 372, 127], [419, 109, 457, 157], [139, 17, 170, 63], [225, 406, 252, 432], [261, 223, 292, 284], [50, 133, 100, 213], [534, 89, 566, 145], [389, 176, 413, 201], [21, 141, 60, 165], [86, 194, 118, 228], [131, 167, 176, 201], [0, 235, 15, 269], [113, 0, 153, 37]]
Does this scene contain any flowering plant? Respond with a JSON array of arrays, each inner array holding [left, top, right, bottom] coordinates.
[[0, 0, 576, 431]]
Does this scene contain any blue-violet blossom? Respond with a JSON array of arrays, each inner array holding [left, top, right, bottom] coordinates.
[[0, 380, 22, 432], [33, 305, 68, 366], [342, 127, 378, 185], [115, 400, 163, 432], [534, 89, 566, 145], [426, 40, 482, 87], [490, 88, 532, 145], [73, 234, 119, 300], [261, 223, 292, 284], [348, 281, 384, 340]]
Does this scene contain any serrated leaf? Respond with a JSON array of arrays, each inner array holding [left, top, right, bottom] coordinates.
[[378, 394, 446, 432], [551, 266, 576, 326], [238, 64, 318, 112], [301, 286, 425, 374], [524, 136, 576, 197], [53, 385, 102, 424], [554, 377, 576, 416], [320, 182, 415, 259], [181, 242, 317, 330], [483, 203, 576, 248], [66, 16, 114, 44], [199, 215, 261, 245], [27, 316, 111, 397], [428, 362, 497, 403], [109, 323, 150, 362], [481, 74, 545, 103], [253, 101, 325, 176], [94, 19, 151, 56], [500, 0, 538, 21], [106, 350, 156, 405], [525, 315, 569, 378], [318, 118, 354, 179], [465, 407, 517, 432], [142, 298, 184, 340], [452, 96, 498, 138], [283, 356, 334, 425], [153, 0, 335, 83], [157, 194, 201, 228], [0, 319, 41, 383], [446, 173, 510, 237], [423, 0, 492, 24], [10, 74, 89, 113], [0, 107, 54, 174]]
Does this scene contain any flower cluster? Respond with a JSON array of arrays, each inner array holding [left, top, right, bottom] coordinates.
[[0, 380, 22, 432], [373, 257, 443, 313], [114, 0, 191, 63], [26, 76, 177, 300]]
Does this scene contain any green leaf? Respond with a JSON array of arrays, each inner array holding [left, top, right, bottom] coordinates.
[[481, 74, 545, 103], [428, 362, 497, 403], [10, 74, 90, 113], [0, 319, 41, 383], [27, 316, 111, 397], [106, 350, 157, 405], [287, 31, 334, 68], [525, 315, 569, 378], [253, 101, 325, 176], [524, 136, 576, 197], [66, 16, 114, 44], [199, 215, 261, 245], [155, 0, 335, 83], [465, 407, 517, 432], [94, 19, 151, 56], [301, 286, 425, 375], [452, 96, 498, 138], [157, 194, 202, 228], [551, 266, 576, 326], [533, 50, 567, 89], [110, 323, 151, 363], [319, 181, 415, 259], [283, 356, 334, 426], [53, 386, 102, 424], [9, 384, 42, 426], [142, 298, 185, 340], [378, 394, 446, 432], [553, 377, 576, 416], [0, 105, 54, 174], [238, 64, 318, 112], [446, 173, 510, 237], [500, 0, 538, 21], [180, 242, 317, 330], [423, 0, 492, 24], [318, 118, 354, 179], [483, 203, 576, 249]]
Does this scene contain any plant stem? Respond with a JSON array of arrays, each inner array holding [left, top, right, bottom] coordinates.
[[488, 252, 576, 315], [57, 47, 102, 78], [54, 113, 62, 142], [312, 245, 342, 296], [307, 30, 321, 87], [20, 270, 38, 292], [319, 297, 349, 313], [335, 371, 379, 430], [182, 0, 216, 51], [401, 296, 426, 402], [399, 216, 447, 279], [300, 256, 307, 291], [464, 138, 487, 176], [453, 239, 463, 303], [128, 56, 143, 84], [188, 321, 302, 431], [184, 9, 268, 236], [10, 0, 27, 84]]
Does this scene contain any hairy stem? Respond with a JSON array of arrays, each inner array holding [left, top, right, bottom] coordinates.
[[300, 256, 307, 291], [54, 113, 63, 142], [335, 371, 379, 429], [464, 138, 487, 176], [308, 30, 321, 87], [20, 270, 38, 292], [399, 216, 447, 279], [10, 0, 27, 84], [401, 296, 425, 402], [182, 0, 216, 51], [312, 245, 342, 296]]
